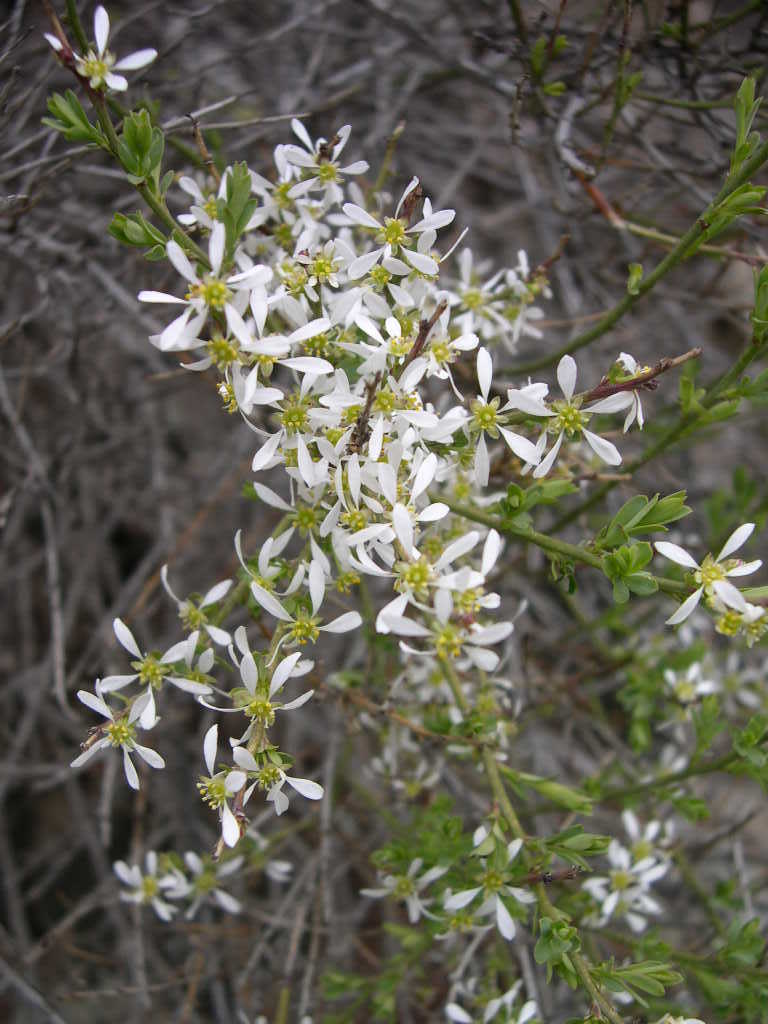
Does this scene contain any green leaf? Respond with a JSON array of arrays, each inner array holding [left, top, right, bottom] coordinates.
[[43, 90, 106, 147]]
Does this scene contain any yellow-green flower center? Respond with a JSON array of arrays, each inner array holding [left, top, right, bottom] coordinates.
[[471, 397, 500, 434], [290, 611, 320, 645], [107, 720, 135, 747], [379, 217, 407, 248], [552, 400, 588, 437], [187, 277, 231, 311]]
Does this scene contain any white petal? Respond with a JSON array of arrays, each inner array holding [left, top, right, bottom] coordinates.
[[666, 586, 703, 625], [280, 690, 314, 711], [498, 425, 541, 464], [717, 522, 755, 561], [270, 651, 303, 696], [94, 6, 109, 56], [342, 203, 381, 229], [557, 354, 578, 399], [402, 248, 438, 275], [392, 502, 415, 558], [251, 582, 293, 621], [133, 743, 165, 770], [203, 724, 218, 775], [476, 347, 492, 401], [78, 690, 114, 718], [711, 579, 747, 611], [496, 897, 516, 940], [113, 49, 157, 71], [222, 803, 240, 847], [166, 240, 197, 284], [123, 750, 139, 790], [201, 579, 233, 607], [583, 428, 622, 466], [444, 887, 481, 910], [209, 222, 225, 275], [321, 611, 363, 634], [308, 559, 326, 616], [113, 618, 142, 658], [286, 776, 323, 800], [654, 542, 699, 570], [71, 737, 110, 768]]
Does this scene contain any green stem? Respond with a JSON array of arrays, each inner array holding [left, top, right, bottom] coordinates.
[[65, 0, 89, 52], [510, 138, 768, 375], [438, 655, 625, 1024]]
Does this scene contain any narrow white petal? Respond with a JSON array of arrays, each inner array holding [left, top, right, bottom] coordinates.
[[166, 240, 197, 284], [209, 222, 225, 275], [717, 522, 755, 561], [250, 582, 292, 622], [222, 803, 240, 847], [557, 354, 578, 399], [123, 750, 139, 790], [583, 428, 622, 466], [94, 6, 109, 56], [321, 611, 363, 634], [133, 744, 165, 770], [113, 49, 157, 71], [342, 203, 381, 229], [654, 542, 699, 570], [113, 618, 142, 658], [286, 776, 323, 800], [498, 425, 541, 464], [444, 887, 481, 910], [203, 724, 218, 775], [496, 897, 517, 940], [666, 586, 703, 625]]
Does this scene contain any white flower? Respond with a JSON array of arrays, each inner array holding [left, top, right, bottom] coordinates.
[[361, 858, 448, 923], [654, 523, 761, 624], [113, 851, 182, 921], [584, 351, 648, 431], [230, 745, 324, 817], [249, 562, 362, 645], [343, 178, 453, 279], [97, 617, 213, 698], [138, 223, 265, 351], [443, 838, 535, 941], [522, 355, 622, 478], [45, 6, 157, 92], [160, 566, 233, 646], [71, 688, 164, 790], [282, 120, 368, 205], [177, 851, 244, 918], [198, 724, 247, 848], [470, 347, 541, 486], [582, 839, 668, 933]]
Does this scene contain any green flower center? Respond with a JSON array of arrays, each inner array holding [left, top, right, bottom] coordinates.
[[247, 698, 276, 726], [369, 265, 391, 290], [140, 876, 159, 901], [552, 400, 588, 437], [610, 869, 631, 892], [462, 288, 485, 310], [290, 611, 320, 645], [133, 654, 171, 689], [206, 336, 239, 368], [316, 162, 339, 184], [482, 869, 504, 893], [471, 397, 500, 434], [197, 775, 230, 809], [280, 395, 310, 433], [256, 764, 283, 790], [392, 875, 416, 898], [187, 277, 231, 311], [379, 217, 407, 248], [292, 504, 319, 535], [107, 720, 135, 747], [436, 623, 462, 659]]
